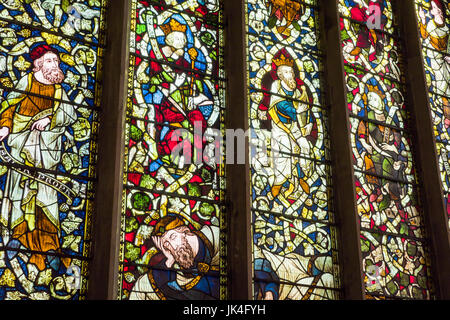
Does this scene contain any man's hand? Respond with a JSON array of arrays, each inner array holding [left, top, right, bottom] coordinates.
[[188, 97, 195, 110], [31, 117, 51, 131], [419, 7, 426, 24], [174, 73, 187, 87], [0, 127, 10, 142], [301, 123, 313, 137], [445, 56, 450, 64], [152, 235, 175, 268], [381, 142, 398, 154], [152, 235, 163, 252], [393, 160, 403, 171]]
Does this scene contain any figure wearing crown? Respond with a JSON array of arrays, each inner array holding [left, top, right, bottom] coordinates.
[[161, 18, 192, 66], [268, 53, 313, 203], [150, 16, 213, 163], [159, 17, 206, 76], [134, 13, 215, 189]]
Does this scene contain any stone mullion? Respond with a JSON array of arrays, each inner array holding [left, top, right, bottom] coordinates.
[[223, 0, 253, 300], [320, 0, 365, 300], [87, 0, 131, 300]]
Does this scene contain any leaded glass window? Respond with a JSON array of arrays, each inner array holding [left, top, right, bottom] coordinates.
[[0, 0, 448, 302], [414, 0, 450, 229], [339, 0, 434, 299], [246, 0, 341, 300], [118, 0, 227, 300], [0, 0, 106, 300]]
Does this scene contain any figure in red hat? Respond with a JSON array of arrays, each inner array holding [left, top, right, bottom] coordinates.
[[29, 45, 65, 85], [0, 44, 77, 272]]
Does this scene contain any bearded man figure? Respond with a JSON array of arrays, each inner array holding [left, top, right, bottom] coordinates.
[[268, 54, 313, 202], [0, 45, 77, 271], [129, 215, 220, 300]]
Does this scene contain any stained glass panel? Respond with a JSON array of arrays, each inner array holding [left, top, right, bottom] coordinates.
[[0, 1, 106, 45], [119, 0, 226, 300], [339, 0, 434, 299], [350, 118, 416, 183], [355, 171, 425, 239], [0, 0, 106, 300], [345, 66, 409, 129], [360, 231, 432, 300], [251, 155, 334, 221], [247, 0, 321, 54], [130, 2, 223, 78], [248, 38, 325, 106], [338, 0, 397, 34], [415, 0, 450, 229], [340, 18, 405, 82], [247, 0, 341, 300]]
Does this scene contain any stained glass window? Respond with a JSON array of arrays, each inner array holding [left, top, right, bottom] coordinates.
[[414, 0, 450, 229], [339, 0, 434, 299], [118, 0, 227, 300], [246, 0, 341, 300], [0, 0, 106, 300]]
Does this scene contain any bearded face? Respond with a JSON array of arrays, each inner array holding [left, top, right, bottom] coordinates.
[[162, 228, 196, 269], [34, 52, 64, 84], [42, 64, 64, 84], [277, 65, 297, 91]]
